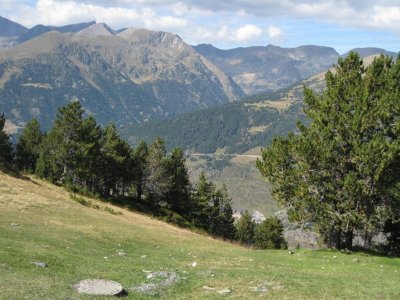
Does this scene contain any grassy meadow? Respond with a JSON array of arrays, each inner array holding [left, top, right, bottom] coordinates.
[[0, 171, 399, 299]]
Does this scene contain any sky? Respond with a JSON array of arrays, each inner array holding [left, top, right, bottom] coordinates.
[[1, 0, 399, 54]]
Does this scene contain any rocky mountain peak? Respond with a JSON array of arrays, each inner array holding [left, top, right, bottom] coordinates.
[[76, 23, 116, 38]]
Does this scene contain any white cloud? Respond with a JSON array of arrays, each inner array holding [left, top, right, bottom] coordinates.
[[371, 6, 400, 30], [267, 26, 283, 39], [13, 0, 399, 33], [5, 0, 188, 31], [235, 24, 262, 42]]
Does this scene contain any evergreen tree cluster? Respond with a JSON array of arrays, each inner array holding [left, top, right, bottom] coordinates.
[[257, 53, 400, 251], [0, 101, 237, 240], [235, 211, 287, 249]]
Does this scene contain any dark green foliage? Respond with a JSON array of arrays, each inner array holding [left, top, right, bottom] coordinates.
[[257, 53, 400, 250], [192, 173, 236, 239], [100, 123, 133, 196], [384, 219, 400, 253], [254, 216, 287, 249], [36, 101, 93, 184], [143, 137, 173, 204], [235, 210, 255, 246], [123, 89, 304, 154], [0, 113, 13, 169], [131, 140, 148, 201], [14, 119, 43, 171], [165, 148, 192, 215]]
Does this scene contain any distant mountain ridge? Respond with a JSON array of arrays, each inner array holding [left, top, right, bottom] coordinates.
[[0, 16, 28, 37], [122, 54, 395, 154], [193, 43, 339, 95], [16, 21, 96, 44], [0, 20, 245, 130]]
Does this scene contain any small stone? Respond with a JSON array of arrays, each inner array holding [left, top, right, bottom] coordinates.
[[104, 257, 108, 259], [352, 258, 359, 263], [192, 261, 197, 267], [333, 255, 337, 259], [217, 288, 232, 296], [141, 255, 147, 258], [32, 261, 48, 268], [11, 223, 19, 227], [288, 250, 295, 255], [117, 251, 127, 256]]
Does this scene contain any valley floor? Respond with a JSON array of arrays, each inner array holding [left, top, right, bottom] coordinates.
[[0, 171, 399, 299]]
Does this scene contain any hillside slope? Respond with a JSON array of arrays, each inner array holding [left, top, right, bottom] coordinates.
[[0, 23, 244, 130], [1, 171, 400, 299]]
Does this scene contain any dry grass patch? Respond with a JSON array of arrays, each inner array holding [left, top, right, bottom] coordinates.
[[248, 125, 269, 134], [244, 97, 295, 112]]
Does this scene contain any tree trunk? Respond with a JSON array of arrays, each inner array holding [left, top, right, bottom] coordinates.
[[344, 229, 353, 250], [335, 228, 342, 249]]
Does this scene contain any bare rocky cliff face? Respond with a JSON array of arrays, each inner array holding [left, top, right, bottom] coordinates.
[[0, 21, 245, 130]]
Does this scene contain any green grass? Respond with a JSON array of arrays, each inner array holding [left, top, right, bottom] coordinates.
[[0, 171, 399, 299]]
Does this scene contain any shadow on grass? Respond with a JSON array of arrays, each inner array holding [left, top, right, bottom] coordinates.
[[0, 165, 36, 183]]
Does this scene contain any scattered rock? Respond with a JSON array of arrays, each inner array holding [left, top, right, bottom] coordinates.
[[129, 271, 179, 295], [288, 250, 295, 255], [192, 261, 197, 267], [74, 279, 126, 296], [117, 251, 127, 256], [131, 283, 158, 295], [203, 286, 217, 291], [252, 286, 268, 292], [11, 223, 19, 227], [141, 255, 147, 258], [31, 261, 48, 268], [217, 288, 232, 296]]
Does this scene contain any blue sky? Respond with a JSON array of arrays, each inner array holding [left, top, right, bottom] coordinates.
[[1, 0, 399, 54]]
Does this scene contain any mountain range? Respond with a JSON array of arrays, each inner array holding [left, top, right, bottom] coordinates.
[[194, 43, 339, 95], [0, 17, 245, 129], [0, 16, 396, 134]]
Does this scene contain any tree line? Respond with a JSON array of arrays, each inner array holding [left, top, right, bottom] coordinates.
[[0, 102, 238, 239], [1, 102, 286, 247]]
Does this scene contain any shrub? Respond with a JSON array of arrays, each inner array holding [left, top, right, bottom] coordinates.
[[254, 216, 287, 249]]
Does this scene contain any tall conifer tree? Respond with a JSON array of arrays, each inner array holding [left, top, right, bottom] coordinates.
[[257, 53, 400, 249]]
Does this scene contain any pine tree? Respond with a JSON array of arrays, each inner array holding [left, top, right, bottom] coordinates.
[[100, 123, 133, 196], [14, 119, 43, 172], [165, 147, 192, 215], [254, 216, 287, 249], [257, 53, 400, 249], [209, 184, 236, 239], [132, 141, 148, 200], [235, 210, 255, 246], [192, 172, 214, 228], [143, 138, 173, 204], [0, 114, 13, 169], [43, 101, 87, 184]]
